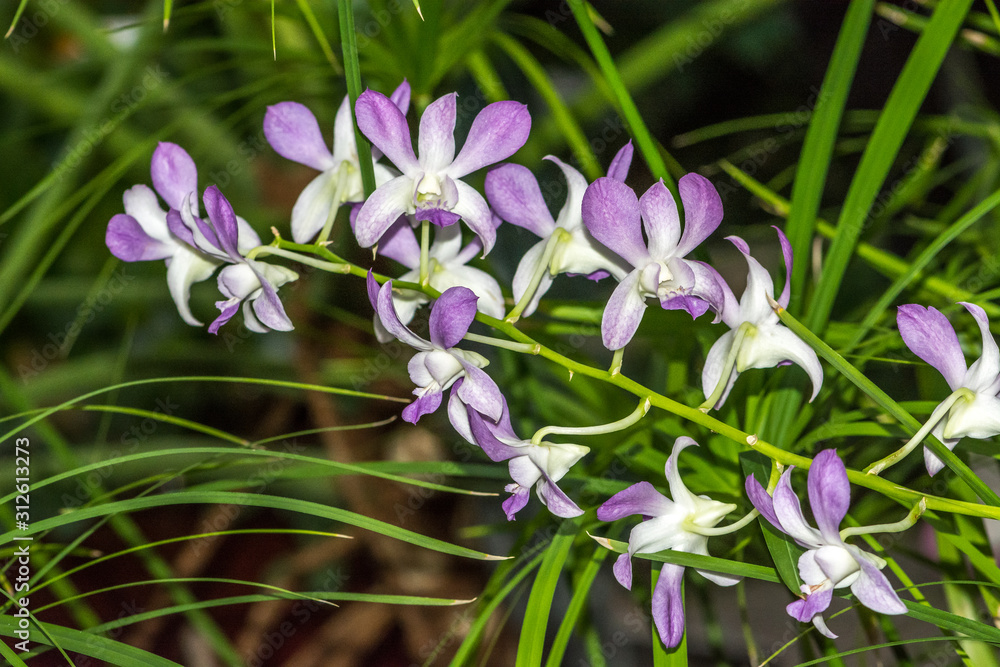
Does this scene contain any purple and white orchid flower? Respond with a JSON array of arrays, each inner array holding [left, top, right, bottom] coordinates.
[[466, 395, 586, 520], [368, 217, 504, 342], [173, 186, 297, 334], [896, 302, 1000, 475], [367, 274, 504, 425], [105, 142, 221, 326], [264, 81, 411, 243], [701, 227, 822, 409], [746, 449, 907, 638], [581, 174, 727, 351], [484, 143, 634, 318], [353, 89, 531, 254], [597, 437, 740, 648]]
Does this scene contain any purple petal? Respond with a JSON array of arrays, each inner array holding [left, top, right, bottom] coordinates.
[[248, 263, 294, 332], [774, 226, 793, 309], [366, 271, 381, 311], [375, 279, 431, 350], [448, 101, 531, 178], [502, 485, 530, 521], [849, 547, 907, 614], [468, 408, 521, 462], [673, 173, 724, 257], [651, 563, 686, 649], [484, 163, 556, 237], [451, 181, 497, 255], [390, 79, 411, 114], [209, 299, 241, 334], [745, 474, 782, 531], [356, 89, 420, 175], [402, 391, 443, 423], [166, 208, 196, 248], [106, 214, 173, 261], [354, 175, 413, 248], [639, 180, 681, 260], [597, 481, 672, 521], [807, 450, 849, 544], [151, 142, 198, 210], [418, 93, 457, 173], [456, 363, 504, 422], [263, 102, 335, 171], [772, 467, 822, 548], [786, 585, 833, 624], [376, 217, 421, 268], [612, 552, 633, 590], [429, 286, 478, 348], [607, 141, 633, 182], [582, 177, 648, 267], [897, 304, 966, 391], [537, 473, 583, 518], [601, 270, 647, 350], [202, 186, 242, 261], [416, 207, 461, 227]]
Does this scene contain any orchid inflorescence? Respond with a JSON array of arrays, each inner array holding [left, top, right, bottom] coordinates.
[[106, 80, 1000, 648]]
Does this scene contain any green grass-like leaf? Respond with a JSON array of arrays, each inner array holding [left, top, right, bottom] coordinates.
[[517, 518, 579, 666]]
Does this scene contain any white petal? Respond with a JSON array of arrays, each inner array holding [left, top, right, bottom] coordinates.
[[290, 169, 340, 243], [165, 249, 220, 326]]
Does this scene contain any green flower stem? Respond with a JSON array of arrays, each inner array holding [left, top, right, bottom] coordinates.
[[864, 390, 971, 476], [504, 230, 568, 323], [464, 332, 541, 355], [262, 246, 1000, 520], [530, 397, 650, 445], [609, 347, 624, 376], [699, 322, 753, 412], [840, 498, 927, 541], [684, 509, 760, 537], [420, 219, 431, 287], [245, 245, 350, 273]]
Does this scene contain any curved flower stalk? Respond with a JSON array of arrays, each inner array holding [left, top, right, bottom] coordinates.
[[596, 437, 741, 648], [353, 89, 531, 254], [367, 274, 503, 424], [700, 227, 823, 410], [264, 80, 411, 244], [369, 218, 504, 342], [466, 395, 586, 520], [581, 174, 727, 351], [876, 302, 1000, 476], [105, 142, 221, 326], [746, 450, 909, 638], [174, 186, 298, 334], [484, 143, 634, 320]]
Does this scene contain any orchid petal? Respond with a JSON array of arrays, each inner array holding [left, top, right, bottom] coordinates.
[[429, 286, 478, 349], [737, 325, 824, 401], [786, 585, 834, 626], [673, 173, 724, 257], [597, 481, 673, 521], [772, 468, 822, 548], [151, 142, 199, 210], [502, 485, 531, 520], [447, 382, 474, 444], [546, 156, 588, 231], [209, 298, 241, 334], [728, 235, 776, 324], [701, 328, 738, 409], [651, 563, 686, 648], [263, 102, 335, 172], [639, 180, 681, 260], [430, 264, 505, 319], [448, 180, 497, 255], [373, 216, 420, 268], [774, 226, 793, 308], [375, 280, 432, 350], [456, 363, 503, 422], [247, 261, 295, 332], [848, 546, 906, 615], [897, 304, 967, 391], [331, 95, 357, 164], [536, 472, 583, 518], [511, 240, 553, 319], [165, 249, 219, 326], [354, 175, 414, 248], [290, 170, 339, 243], [402, 391, 442, 423], [612, 552, 633, 590], [418, 93, 457, 173], [122, 184, 171, 242], [607, 141, 633, 182], [582, 177, 648, 267], [448, 101, 531, 178], [601, 269, 647, 350], [484, 163, 555, 237], [468, 408, 521, 462], [356, 89, 420, 174], [941, 392, 1000, 441], [807, 449, 850, 544], [202, 186, 242, 261], [745, 473, 782, 531], [106, 214, 173, 261], [960, 302, 1000, 391]]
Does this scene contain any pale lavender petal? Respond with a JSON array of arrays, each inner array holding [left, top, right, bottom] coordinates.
[[376, 217, 420, 268], [680, 259, 727, 320], [897, 304, 966, 391], [701, 329, 738, 409], [366, 271, 380, 311], [202, 186, 242, 261], [537, 473, 583, 517], [151, 142, 198, 210], [960, 302, 1000, 391], [607, 141, 633, 182], [429, 265, 505, 320], [263, 102, 335, 171], [484, 163, 555, 237], [166, 208, 197, 248], [290, 170, 339, 244], [402, 390, 443, 423], [786, 585, 834, 625], [451, 181, 497, 255], [665, 437, 699, 507], [106, 214, 173, 261], [597, 481, 673, 521], [468, 410, 520, 462], [448, 101, 531, 178], [849, 547, 906, 615], [418, 93, 457, 173], [639, 180, 681, 260], [807, 449, 849, 544], [774, 226, 793, 309], [354, 175, 414, 248], [447, 382, 474, 444], [166, 249, 218, 326], [355, 89, 419, 175], [582, 177, 648, 267], [502, 485, 530, 520], [728, 235, 775, 323], [209, 298, 241, 335], [248, 262, 294, 332], [456, 363, 503, 422], [673, 173, 724, 257], [923, 441, 951, 477], [745, 474, 782, 531], [772, 467, 822, 547], [390, 79, 411, 114], [332, 95, 357, 164], [511, 240, 553, 318], [612, 552, 633, 590], [601, 270, 647, 351], [429, 286, 478, 348], [546, 156, 588, 232], [375, 279, 431, 350], [651, 563, 687, 649]]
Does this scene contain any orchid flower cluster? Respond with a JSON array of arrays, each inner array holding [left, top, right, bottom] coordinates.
[[106, 80, 1000, 649]]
